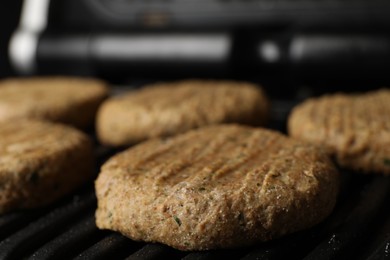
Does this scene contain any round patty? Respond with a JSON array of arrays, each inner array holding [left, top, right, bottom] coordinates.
[[96, 80, 269, 146], [0, 119, 95, 214], [95, 124, 339, 251], [288, 89, 390, 174], [0, 77, 109, 129]]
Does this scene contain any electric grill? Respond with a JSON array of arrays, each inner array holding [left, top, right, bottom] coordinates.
[[0, 94, 389, 260], [3, 0, 390, 259], [9, 0, 390, 82]]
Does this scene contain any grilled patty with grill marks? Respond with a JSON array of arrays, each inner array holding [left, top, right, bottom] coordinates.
[[288, 89, 390, 174], [96, 80, 269, 146], [0, 119, 95, 214], [95, 124, 339, 251], [0, 77, 108, 129]]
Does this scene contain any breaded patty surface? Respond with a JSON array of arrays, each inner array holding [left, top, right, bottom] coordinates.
[[95, 125, 339, 251], [0, 119, 95, 214], [0, 77, 108, 129], [96, 80, 269, 146], [288, 89, 390, 174]]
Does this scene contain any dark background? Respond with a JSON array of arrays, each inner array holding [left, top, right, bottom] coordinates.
[[1, 0, 390, 97], [0, 1, 23, 79]]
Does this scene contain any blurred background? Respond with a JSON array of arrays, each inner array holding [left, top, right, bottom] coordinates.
[[2, 0, 390, 97], [1, 3, 390, 259], [0, 1, 23, 78]]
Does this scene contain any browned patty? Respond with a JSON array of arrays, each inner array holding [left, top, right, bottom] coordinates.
[[0, 77, 109, 129], [288, 89, 390, 174], [95, 124, 339, 251], [0, 119, 95, 214], [96, 80, 269, 146]]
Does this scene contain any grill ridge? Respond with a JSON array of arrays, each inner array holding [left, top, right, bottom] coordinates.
[[0, 190, 95, 259], [0, 99, 389, 259]]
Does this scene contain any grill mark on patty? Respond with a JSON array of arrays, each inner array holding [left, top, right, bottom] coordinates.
[[153, 133, 231, 186], [127, 127, 285, 192], [150, 128, 247, 186], [289, 89, 390, 174], [130, 142, 179, 170], [95, 124, 339, 250], [210, 131, 280, 184]]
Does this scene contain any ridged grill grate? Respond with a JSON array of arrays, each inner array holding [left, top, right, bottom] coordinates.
[[0, 99, 389, 260]]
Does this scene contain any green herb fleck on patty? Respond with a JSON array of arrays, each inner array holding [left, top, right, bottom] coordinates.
[[173, 215, 182, 226], [268, 185, 276, 190], [384, 158, 390, 166], [108, 211, 113, 224]]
